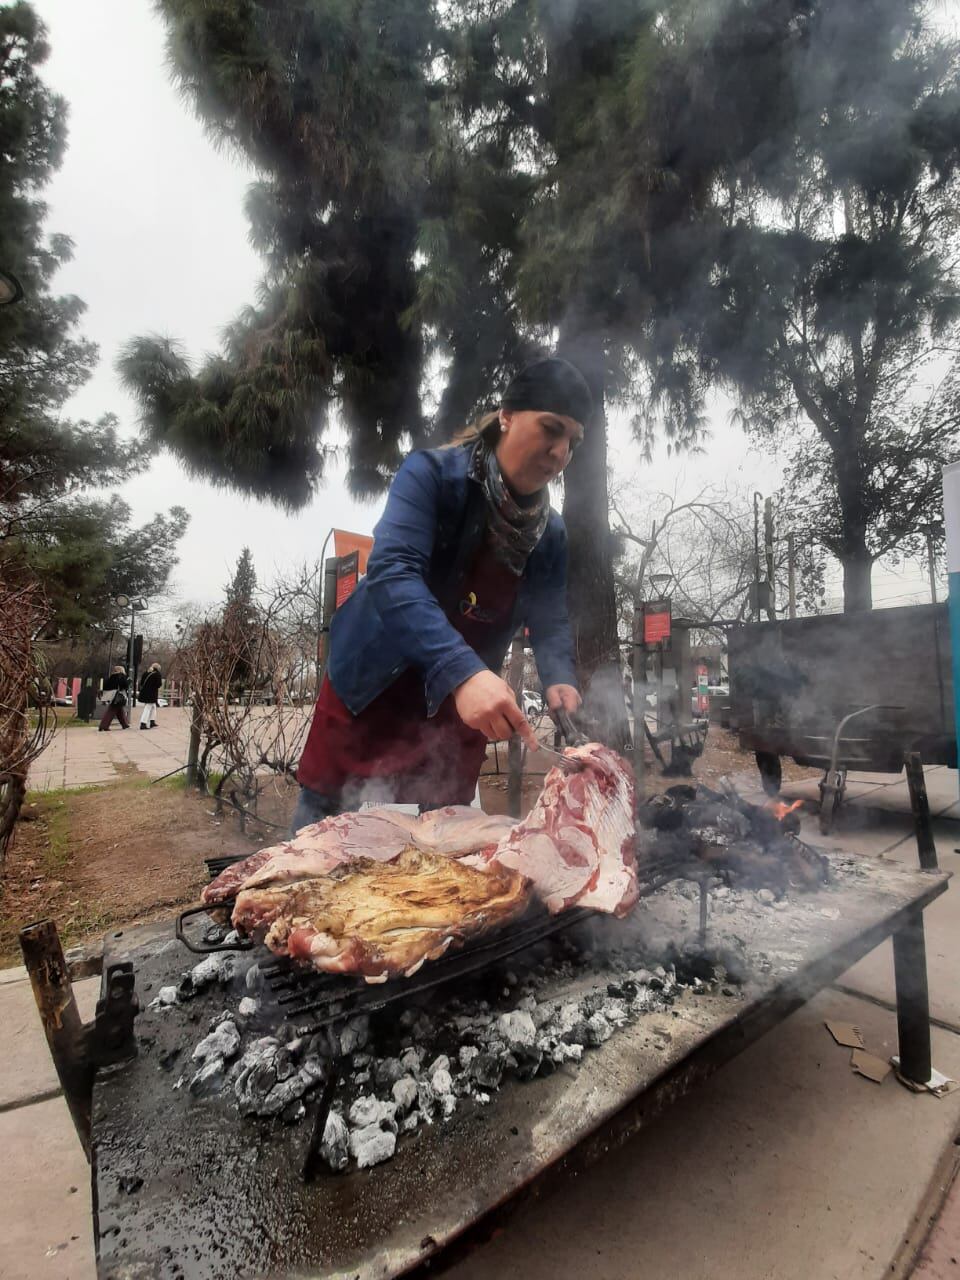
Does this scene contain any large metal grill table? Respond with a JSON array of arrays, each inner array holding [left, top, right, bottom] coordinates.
[[88, 852, 947, 1280]]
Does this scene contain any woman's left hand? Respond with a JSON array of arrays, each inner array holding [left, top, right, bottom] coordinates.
[[545, 683, 581, 714]]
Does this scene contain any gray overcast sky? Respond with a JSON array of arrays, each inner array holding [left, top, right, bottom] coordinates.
[[30, 0, 940, 622]]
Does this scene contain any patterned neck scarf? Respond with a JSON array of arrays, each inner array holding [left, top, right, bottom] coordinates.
[[469, 441, 550, 577]]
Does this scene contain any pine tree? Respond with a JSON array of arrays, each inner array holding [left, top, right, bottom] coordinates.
[[225, 546, 257, 609]]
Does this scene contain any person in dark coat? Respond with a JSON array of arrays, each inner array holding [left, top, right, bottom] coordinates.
[[138, 663, 163, 729], [292, 356, 589, 834], [99, 666, 130, 731]]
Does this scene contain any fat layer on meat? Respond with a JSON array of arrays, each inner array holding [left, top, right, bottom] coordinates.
[[231, 847, 531, 979], [202, 806, 516, 906], [486, 743, 638, 916]]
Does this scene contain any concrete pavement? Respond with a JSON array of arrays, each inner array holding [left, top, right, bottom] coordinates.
[[6, 752, 960, 1279], [28, 708, 196, 791]]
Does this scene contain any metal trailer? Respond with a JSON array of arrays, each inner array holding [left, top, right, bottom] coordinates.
[[727, 603, 956, 832]]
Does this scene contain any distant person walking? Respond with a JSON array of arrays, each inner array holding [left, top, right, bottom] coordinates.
[[99, 666, 130, 732], [138, 663, 162, 729]]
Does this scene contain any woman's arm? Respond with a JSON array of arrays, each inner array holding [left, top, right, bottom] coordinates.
[[362, 452, 488, 715]]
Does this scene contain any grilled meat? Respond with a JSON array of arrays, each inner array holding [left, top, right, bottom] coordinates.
[[232, 847, 531, 980]]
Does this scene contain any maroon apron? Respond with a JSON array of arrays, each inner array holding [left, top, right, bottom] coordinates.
[[297, 547, 521, 807]]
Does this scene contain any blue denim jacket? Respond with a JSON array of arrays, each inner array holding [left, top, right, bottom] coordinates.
[[328, 445, 578, 717]]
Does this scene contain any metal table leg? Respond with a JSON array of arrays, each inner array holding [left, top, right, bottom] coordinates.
[[892, 907, 932, 1085]]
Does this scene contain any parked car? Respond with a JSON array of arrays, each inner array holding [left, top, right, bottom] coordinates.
[[54, 693, 73, 707], [521, 689, 544, 718]]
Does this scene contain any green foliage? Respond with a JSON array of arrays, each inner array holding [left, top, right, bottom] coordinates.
[[0, 3, 139, 504], [0, 4, 189, 636], [11, 496, 190, 636]]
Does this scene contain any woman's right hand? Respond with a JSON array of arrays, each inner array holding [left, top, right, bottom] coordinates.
[[454, 671, 537, 749]]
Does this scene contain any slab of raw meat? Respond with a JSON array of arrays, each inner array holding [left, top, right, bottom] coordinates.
[[202, 806, 515, 906], [484, 743, 637, 916], [231, 848, 531, 980]]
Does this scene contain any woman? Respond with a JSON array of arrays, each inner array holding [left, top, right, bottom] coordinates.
[[99, 666, 130, 732], [293, 356, 591, 833], [138, 663, 163, 729]]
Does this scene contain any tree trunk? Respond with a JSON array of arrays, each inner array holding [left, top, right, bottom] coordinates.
[[841, 551, 873, 613], [557, 327, 618, 674], [557, 325, 631, 748]]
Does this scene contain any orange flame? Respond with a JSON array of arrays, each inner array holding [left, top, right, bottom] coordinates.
[[766, 798, 804, 821]]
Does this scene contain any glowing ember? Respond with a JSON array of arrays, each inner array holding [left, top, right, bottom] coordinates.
[[766, 799, 804, 821]]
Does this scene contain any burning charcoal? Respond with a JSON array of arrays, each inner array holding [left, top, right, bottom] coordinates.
[[416, 1079, 438, 1117], [348, 1096, 398, 1132], [339, 1015, 371, 1056], [301, 1057, 326, 1086], [281, 1100, 306, 1124], [354, 1071, 371, 1086], [468, 1053, 504, 1091], [399, 1047, 422, 1074], [349, 1124, 398, 1169], [189, 1058, 225, 1096], [531, 1002, 555, 1030], [192, 1019, 241, 1064], [401, 1110, 421, 1134], [513, 1047, 543, 1081], [551, 1042, 583, 1065], [458, 1046, 480, 1070], [431, 1067, 454, 1096], [496, 1011, 536, 1051], [392, 1076, 418, 1113], [274, 1049, 296, 1082], [190, 954, 237, 990], [412, 1012, 434, 1040], [237, 997, 259, 1018], [374, 1057, 404, 1088], [321, 1110, 350, 1172]]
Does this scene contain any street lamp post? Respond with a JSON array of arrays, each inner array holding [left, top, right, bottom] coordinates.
[[114, 595, 147, 700]]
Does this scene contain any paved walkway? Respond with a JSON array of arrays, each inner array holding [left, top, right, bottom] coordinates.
[[29, 708, 196, 790]]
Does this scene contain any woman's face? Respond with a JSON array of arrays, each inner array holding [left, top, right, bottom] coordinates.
[[495, 409, 585, 496]]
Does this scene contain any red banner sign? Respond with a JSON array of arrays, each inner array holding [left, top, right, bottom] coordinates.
[[642, 599, 672, 646], [334, 530, 373, 575], [335, 551, 360, 607]]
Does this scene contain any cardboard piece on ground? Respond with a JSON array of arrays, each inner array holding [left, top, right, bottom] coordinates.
[[891, 1057, 960, 1097], [824, 1021, 864, 1049], [850, 1049, 892, 1084]]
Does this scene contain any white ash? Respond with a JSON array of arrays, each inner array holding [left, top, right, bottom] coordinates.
[[350, 1125, 397, 1168], [174, 941, 733, 1175], [149, 985, 179, 1009], [238, 997, 259, 1018], [348, 1095, 398, 1131], [193, 1018, 241, 1064], [392, 1076, 418, 1113], [320, 1110, 350, 1172], [232, 1036, 327, 1118]]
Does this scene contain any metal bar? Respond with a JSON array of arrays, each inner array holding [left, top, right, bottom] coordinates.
[[905, 752, 938, 870], [892, 907, 932, 1085], [277, 909, 597, 1023], [19, 920, 93, 1159]]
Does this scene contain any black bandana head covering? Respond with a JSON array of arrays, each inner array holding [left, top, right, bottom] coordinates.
[[501, 356, 592, 426]]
